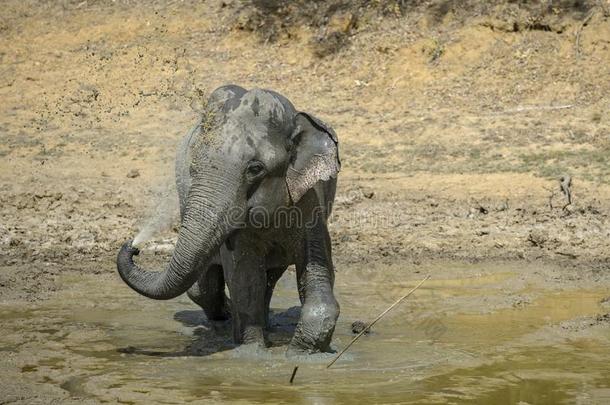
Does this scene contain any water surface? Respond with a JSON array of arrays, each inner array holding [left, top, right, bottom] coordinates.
[[2, 262, 609, 403]]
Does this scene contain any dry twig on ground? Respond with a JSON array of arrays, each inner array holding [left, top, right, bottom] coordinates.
[[576, 9, 596, 59], [560, 175, 573, 211], [545, 186, 558, 210]]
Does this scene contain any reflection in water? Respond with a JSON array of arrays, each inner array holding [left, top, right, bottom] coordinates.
[[1, 262, 609, 404]]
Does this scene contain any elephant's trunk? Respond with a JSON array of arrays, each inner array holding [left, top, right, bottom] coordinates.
[[117, 175, 239, 300]]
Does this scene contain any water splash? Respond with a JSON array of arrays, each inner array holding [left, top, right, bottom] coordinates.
[[132, 176, 179, 249]]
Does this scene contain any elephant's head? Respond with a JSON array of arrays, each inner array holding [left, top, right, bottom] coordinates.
[[117, 85, 340, 300]]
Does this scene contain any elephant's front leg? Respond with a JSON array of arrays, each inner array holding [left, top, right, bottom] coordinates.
[[220, 238, 268, 346], [289, 222, 339, 354]]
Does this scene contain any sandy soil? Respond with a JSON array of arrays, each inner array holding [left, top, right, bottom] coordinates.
[[1, 1, 609, 403]]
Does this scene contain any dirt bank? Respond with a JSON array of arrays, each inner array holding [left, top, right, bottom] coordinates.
[[2, 0, 609, 295]]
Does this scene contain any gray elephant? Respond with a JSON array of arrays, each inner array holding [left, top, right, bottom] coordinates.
[[116, 85, 341, 354]]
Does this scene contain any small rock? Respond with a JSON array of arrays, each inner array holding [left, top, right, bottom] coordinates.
[[351, 320, 370, 334], [527, 229, 548, 247], [497, 200, 509, 211], [340, 235, 352, 242], [512, 295, 531, 308], [126, 169, 140, 178], [118, 346, 137, 354], [477, 205, 489, 214], [328, 11, 357, 34]]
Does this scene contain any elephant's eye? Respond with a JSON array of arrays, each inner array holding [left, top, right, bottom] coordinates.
[[246, 161, 266, 179]]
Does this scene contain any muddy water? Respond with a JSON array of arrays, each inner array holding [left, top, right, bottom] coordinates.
[[1, 262, 609, 404]]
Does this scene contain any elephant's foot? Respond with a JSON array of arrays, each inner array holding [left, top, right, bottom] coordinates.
[[288, 300, 339, 354], [240, 325, 268, 348]]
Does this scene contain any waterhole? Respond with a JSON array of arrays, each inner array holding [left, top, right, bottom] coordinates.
[[1, 262, 608, 404]]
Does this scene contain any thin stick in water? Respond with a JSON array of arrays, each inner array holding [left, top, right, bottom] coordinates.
[[326, 275, 431, 369], [289, 366, 299, 384]]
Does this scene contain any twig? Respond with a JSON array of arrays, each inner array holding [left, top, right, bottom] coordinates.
[[555, 250, 578, 259], [289, 366, 299, 384], [560, 175, 572, 211], [576, 9, 595, 59], [326, 275, 430, 369], [387, 75, 404, 94], [545, 186, 557, 210], [492, 105, 574, 115]]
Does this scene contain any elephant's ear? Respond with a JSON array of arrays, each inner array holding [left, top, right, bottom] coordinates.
[[286, 112, 340, 203]]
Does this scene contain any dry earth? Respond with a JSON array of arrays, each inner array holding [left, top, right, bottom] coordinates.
[[2, 0, 609, 294]]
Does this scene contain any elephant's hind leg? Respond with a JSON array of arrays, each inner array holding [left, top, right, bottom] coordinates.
[[187, 264, 230, 321]]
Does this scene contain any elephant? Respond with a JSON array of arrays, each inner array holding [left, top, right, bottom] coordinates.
[[116, 85, 341, 354]]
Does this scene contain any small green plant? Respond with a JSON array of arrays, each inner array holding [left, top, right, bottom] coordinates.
[[429, 38, 445, 64], [591, 111, 602, 123], [469, 148, 482, 160]]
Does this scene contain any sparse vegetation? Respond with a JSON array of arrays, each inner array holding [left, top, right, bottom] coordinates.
[[233, 0, 598, 55]]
